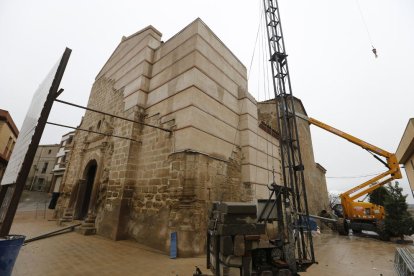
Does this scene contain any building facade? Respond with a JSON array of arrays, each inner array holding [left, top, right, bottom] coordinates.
[[396, 118, 414, 194], [26, 144, 60, 192], [48, 131, 75, 208], [0, 109, 19, 183], [257, 99, 329, 216], [56, 19, 329, 256]]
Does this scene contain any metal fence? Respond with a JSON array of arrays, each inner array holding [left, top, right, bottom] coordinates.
[[395, 247, 414, 276]]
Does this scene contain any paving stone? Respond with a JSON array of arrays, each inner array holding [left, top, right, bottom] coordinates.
[[9, 209, 404, 276]]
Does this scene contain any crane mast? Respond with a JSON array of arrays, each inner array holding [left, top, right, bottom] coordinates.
[[262, 0, 315, 268]]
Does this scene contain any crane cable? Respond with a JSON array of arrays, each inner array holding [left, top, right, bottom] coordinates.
[[326, 171, 384, 179], [247, 7, 264, 81], [355, 0, 377, 57]]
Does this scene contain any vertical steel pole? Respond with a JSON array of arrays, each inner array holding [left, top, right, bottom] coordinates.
[[262, 0, 315, 269]]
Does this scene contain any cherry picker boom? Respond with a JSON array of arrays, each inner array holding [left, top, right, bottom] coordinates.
[[296, 113, 402, 239]]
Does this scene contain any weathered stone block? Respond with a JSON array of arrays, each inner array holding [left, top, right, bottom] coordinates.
[[149, 178, 161, 186]]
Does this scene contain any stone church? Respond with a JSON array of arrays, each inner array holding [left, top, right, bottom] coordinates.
[[56, 18, 329, 256]]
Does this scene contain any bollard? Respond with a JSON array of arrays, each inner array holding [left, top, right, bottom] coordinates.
[[170, 232, 177, 259], [0, 235, 25, 276]]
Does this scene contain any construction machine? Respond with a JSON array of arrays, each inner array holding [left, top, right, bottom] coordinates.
[[296, 114, 402, 239], [198, 0, 316, 274]]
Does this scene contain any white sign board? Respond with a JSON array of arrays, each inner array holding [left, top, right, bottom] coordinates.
[[1, 58, 61, 185]]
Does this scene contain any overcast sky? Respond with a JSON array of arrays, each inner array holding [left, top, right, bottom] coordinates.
[[1, 0, 413, 202]]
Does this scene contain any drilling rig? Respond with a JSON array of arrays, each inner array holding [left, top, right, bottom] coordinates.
[[199, 1, 316, 275]]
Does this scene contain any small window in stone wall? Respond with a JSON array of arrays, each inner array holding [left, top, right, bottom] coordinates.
[[97, 120, 101, 130], [41, 162, 48, 173], [48, 149, 52, 154]]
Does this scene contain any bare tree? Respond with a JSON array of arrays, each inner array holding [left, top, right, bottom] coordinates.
[[328, 192, 340, 209]]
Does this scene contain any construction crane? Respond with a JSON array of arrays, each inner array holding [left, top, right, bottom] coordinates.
[[296, 113, 402, 240]]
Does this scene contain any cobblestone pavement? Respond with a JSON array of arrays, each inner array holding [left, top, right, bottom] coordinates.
[[9, 210, 408, 276]]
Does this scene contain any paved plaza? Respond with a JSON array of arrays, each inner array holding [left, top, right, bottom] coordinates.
[[8, 193, 406, 276]]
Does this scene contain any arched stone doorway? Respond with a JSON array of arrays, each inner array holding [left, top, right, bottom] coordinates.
[[74, 160, 97, 220]]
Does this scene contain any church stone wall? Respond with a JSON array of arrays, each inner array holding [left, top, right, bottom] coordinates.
[[57, 18, 329, 257], [257, 100, 330, 215]]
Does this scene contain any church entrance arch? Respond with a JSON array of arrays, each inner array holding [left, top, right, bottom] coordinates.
[[74, 159, 97, 220]]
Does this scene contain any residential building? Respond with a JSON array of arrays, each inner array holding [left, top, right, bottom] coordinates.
[[48, 131, 75, 208], [0, 109, 19, 183], [396, 118, 414, 194], [26, 144, 59, 191]]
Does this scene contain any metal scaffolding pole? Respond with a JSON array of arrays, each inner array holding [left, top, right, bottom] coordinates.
[[54, 99, 172, 133]]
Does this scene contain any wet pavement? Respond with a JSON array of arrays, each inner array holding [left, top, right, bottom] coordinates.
[[11, 210, 207, 276], [8, 192, 410, 275], [303, 232, 402, 276], [17, 190, 50, 212]]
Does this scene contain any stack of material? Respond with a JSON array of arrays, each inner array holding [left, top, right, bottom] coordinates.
[[207, 202, 266, 275]]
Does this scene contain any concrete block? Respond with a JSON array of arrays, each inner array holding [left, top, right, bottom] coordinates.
[[239, 97, 258, 118], [123, 91, 147, 110], [146, 86, 239, 129], [123, 76, 150, 97], [233, 234, 245, 256], [195, 35, 247, 85], [150, 50, 242, 101], [194, 51, 240, 98], [195, 19, 247, 78], [257, 128, 280, 152], [149, 51, 197, 91], [98, 31, 160, 80], [241, 164, 281, 186], [220, 213, 257, 224], [218, 202, 257, 215], [152, 35, 198, 76], [147, 68, 241, 116], [172, 106, 237, 147], [254, 184, 270, 200], [220, 235, 233, 256], [113, 50, 154, 84], [239, 114, 259, 132], [114, 61, 152, 91], [174, 127, 233, 160], [241, 146, 281, 171], [153, 20, 198, 61]]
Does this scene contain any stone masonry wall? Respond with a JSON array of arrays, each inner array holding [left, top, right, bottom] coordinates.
[[57, 18, 329, 258], [125, 111, 250, 255], [56, 77, 126, 227], [125, 113, 174, 251], [257, 99, 330, 215]]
